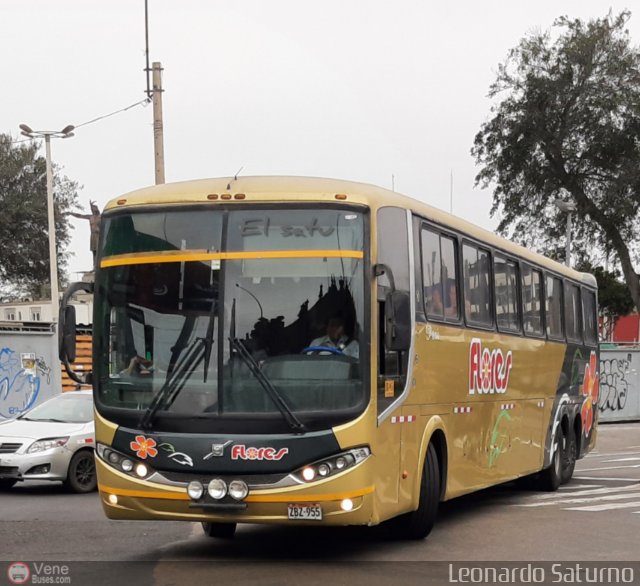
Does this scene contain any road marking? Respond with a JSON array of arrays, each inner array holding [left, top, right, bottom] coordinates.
[[518, 492, 640, 508], [584, 451, 640, 459], [577, 464, 640, 472], [558, 484, 600, 490], [531, 484, 640, 500], [602, 457, 640, 463], [574, 476, 640, 482], [567, 500, 640, 512]]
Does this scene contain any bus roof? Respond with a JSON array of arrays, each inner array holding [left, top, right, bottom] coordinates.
[[105, 176, 596, 287]]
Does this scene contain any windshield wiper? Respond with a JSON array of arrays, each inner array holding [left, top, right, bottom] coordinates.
[[230, 337, 305, 433], [139, 337, 206, 430]]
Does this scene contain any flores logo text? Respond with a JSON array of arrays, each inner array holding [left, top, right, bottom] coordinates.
[[231, 445, 289, 461], [469, 338, 513, 395]]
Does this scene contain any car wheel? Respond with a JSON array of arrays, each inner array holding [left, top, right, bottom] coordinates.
[[201, 522, 237, 538], [0, 479, 17, 490], [63, 450, 97, 493]]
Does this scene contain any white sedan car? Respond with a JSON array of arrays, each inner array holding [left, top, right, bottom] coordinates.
[[0, 391, 96, 493]]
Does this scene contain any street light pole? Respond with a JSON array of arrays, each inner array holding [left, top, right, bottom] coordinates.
[[19, 124, 75, 323]]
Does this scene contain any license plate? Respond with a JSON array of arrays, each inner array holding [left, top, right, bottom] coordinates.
[[287, 504, 322, 521]]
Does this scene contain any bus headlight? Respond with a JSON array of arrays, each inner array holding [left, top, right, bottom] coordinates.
[[293, 447, 371, 484], [208, 478, 227, 500], [96, 443, 154, 479], [228, 480, 249, 501], [187, 481, 204, 500]]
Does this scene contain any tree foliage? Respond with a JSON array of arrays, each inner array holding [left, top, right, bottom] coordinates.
[[473, 11, 640, 312], [0, 133, 81, 299]]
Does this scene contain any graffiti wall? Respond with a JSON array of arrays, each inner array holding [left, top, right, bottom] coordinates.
[[599, 349, 640, 423], [0, 331, 62, 419]]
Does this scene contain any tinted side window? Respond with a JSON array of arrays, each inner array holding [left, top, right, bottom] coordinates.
[[564, 282, 582, 342], [421, 229, 459, 321], [441, 236, 459, 321], [494, 254, 520, 332], [463, 243, 493, 326], [545, 275, 564, 340], [377, 207, 409, 415], [522, 265, 544, 336], [421, 229, 442, 318], [583, 289, 598, 346]]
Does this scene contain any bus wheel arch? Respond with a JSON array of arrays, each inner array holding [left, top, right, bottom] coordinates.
[[414, 419, 448, 504]]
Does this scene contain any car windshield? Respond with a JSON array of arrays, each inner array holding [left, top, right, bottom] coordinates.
[[94, 206, 368, 432], [20, 394, 93, 423]]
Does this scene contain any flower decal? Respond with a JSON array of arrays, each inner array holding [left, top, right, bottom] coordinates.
[[130, 435, 158, 459], [580, 351, 599, 437]]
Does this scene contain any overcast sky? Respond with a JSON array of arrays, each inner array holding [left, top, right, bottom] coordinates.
[[2, 1, 637, 281]]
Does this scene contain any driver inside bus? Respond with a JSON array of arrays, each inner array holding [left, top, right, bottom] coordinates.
[[309, 315, 359, 359], [120, 355, 155, 377]]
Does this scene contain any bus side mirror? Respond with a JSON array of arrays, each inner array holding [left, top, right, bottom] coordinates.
[[61, 305, 77, 362], [385, 290, 411, 351], [59, 281, 94, 385]]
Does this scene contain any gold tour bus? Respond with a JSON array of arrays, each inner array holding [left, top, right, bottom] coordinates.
[[60, 176, 599, 539]]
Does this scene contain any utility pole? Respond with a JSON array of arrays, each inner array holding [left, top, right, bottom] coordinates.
[[152, 62, 165, 184]]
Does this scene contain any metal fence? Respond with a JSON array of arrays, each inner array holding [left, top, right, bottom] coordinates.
[[0, 323, 62, 419], [599, 347, 640, 423]]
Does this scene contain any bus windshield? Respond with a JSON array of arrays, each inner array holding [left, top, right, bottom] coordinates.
[[94, 206, 368, 432]]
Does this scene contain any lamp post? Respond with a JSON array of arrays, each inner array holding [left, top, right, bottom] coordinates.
[[555, 199, 577, 267], [19, 124, 75, 323]]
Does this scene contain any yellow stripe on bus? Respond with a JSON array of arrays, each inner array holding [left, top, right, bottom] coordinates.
[[245, 485, 375, 503], [100, 249, 364, 268], [98, 483, 374, 503], [99, 484, 189, 500]]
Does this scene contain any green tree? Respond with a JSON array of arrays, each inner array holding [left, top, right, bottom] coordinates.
[[0, 133, 81, 299], [472, 11, 640, 312]]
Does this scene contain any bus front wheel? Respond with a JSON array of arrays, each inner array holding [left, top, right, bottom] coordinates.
[[201, 521, 237, 539], [393, 442, 440, 539]]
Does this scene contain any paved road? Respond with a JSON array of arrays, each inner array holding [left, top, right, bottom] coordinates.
[[1, 422, 638, 584]]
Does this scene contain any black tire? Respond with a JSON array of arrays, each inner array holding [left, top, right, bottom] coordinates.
[[0, 479, 17, 490], [538, 425, 564, 492], [560, 426, 577, 485], [201, 521, 237, 539], [392, 442, 440, 539], [63, 450, 97, 494]]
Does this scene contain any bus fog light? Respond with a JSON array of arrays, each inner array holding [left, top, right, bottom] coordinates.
[[187, 481, 204, 500], [318, 463, 331, 477], [228, 480, 249, 500], [108, 494, 118, 505], [302, 467, 316, 482], [134, 463, 148, 478], [208, 478, 227, 500], [121, 459, 133, 472], [341, 498, 354, 512]]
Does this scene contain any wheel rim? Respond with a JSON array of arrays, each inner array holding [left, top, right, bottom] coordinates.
[[75, 456, 96, 486]]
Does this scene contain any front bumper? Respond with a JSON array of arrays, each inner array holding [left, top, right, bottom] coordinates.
[[97, 456, 375, 526], [0, 447, 73, 482]]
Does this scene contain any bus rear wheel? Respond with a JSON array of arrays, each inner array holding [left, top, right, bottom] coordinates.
[[392, 442, 440, 539], [538, 425, 566, 491], [560, 426, 577, 484], [201, 521, 237, 539]]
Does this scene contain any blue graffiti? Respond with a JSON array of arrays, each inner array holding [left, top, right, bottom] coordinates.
[[0, 347, 40, 418]]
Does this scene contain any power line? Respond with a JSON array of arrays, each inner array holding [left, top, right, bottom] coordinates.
[[7, 97, 151, 144]]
